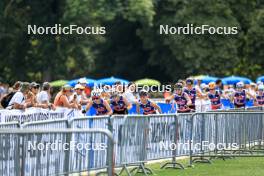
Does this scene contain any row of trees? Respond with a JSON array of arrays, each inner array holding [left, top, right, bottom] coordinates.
[[0, 0, 264, 83]]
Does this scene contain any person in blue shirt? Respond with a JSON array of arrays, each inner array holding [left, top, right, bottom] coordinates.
[[136, 90, 161, 115]]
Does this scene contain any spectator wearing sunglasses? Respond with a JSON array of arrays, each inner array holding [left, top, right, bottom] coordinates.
[[25, 82, 40, 107]]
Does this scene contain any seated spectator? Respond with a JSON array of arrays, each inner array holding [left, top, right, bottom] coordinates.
[[6, 82, 31, 110], [37, 82, 53, 109], [54, 85, 78, 109]]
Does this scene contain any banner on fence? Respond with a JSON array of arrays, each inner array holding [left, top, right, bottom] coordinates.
[[0, 107, 83, 124]]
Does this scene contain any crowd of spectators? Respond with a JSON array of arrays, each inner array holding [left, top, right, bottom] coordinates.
[[0, 78, 264, 115]]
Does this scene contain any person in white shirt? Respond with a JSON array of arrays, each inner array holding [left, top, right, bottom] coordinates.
[[123, 82, 137, 104], [7, 82, 30, 110], [36, 82, 53, 109], [70, 84, 89, 109]]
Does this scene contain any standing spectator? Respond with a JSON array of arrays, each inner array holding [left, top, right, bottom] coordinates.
[[78, 78, 91, 97], [101, 86, 111, 101], [26, 82, 40, 107], [248, 83, 257, 100], [12, 81, 22, 92], [54, 85, 78, 108], [69, 84, 89, 109], [6, 82, 31, 110], [123, 82, 137, 104], [37, 82, 53, 109]]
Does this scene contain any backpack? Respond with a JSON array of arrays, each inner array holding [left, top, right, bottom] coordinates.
[[0, 92, 16, 108]]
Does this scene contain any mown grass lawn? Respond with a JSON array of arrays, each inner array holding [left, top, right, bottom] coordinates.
[[129, 157, 264, 176]]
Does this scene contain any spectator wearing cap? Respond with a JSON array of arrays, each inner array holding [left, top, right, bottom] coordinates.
[[36, 82, 54, 109], [69, 84, 89, 109], [53, 85, 78, 109], [78, 78, 91, 97], [6, 82, 31, 109]]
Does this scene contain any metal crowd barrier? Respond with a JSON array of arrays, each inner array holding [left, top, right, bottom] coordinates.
[[189, 112, 264, 166], [146, 113, 192, 169], [0, 122, 20, 128], [21, 118, 69, 129], [0, 128, 115, 176], [70, 116, 111, 171], [1, 109, 264, 175]]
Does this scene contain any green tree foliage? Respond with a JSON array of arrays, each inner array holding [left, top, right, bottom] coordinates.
[[0, 0, 263, 83]]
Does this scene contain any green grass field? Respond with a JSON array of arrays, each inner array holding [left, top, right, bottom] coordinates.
[[128, 157, 264, 176]]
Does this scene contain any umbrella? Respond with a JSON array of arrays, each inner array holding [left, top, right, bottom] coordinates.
[[201, 76, 218, 84], [97, 76, 129, 86], [222, 76, 252, 85], [50, 80, 68, 87], [190, 75, 218, 84], [68, 77, 97, 87], [135, 78, 161, 86], [256, 76, 264, 83]]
